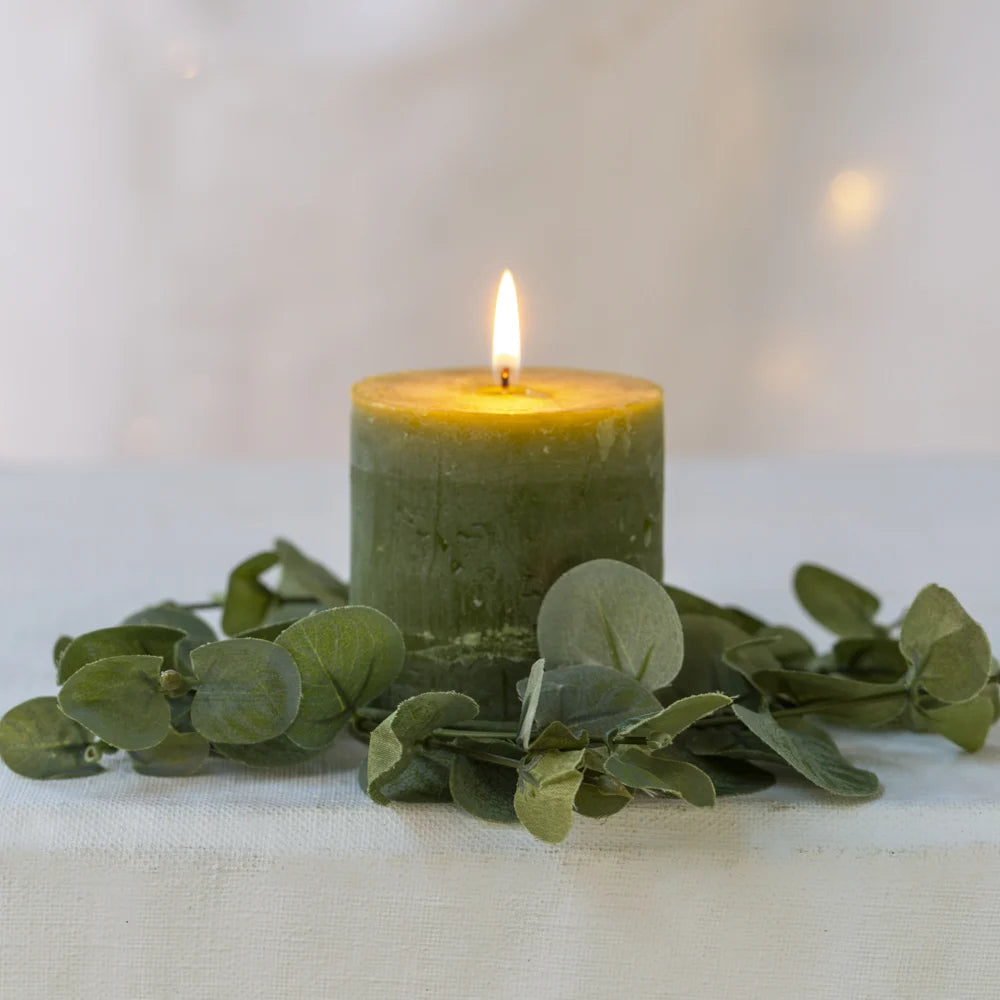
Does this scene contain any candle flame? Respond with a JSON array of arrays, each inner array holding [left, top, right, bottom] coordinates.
[[492, 269, 520, 387]]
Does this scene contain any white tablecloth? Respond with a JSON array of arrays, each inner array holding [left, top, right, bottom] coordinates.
[[2, 459, 998, 1000]]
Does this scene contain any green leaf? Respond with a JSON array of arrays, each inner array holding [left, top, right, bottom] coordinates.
[[53, 635, 73, 669], [0, 696, 102, 779], [833, 638, 908, 683], [277, 606, 406, 750], [615, 692, 733, 747], [358, 749, 454, 802], [574, 775, 633, 818], [749, 670, 907, 727], [664, 585, 766, 634], [189, 638, 301, 745], [667, 614, 756, 700], [755, 626, 816, 671], [236, 617, 314, 642], [528, 721, 590, 752], [517, 663, 661, 741], [57, 626, 186, 684], [450, 756, 518, 822], [517, 658, 546, 749], [215, 734, 324, 767], [687, 755, 776, 797], [918, 696, 995, 752], [129, 727, 210, 776], [58, 655, 171, 750], [722, 636, 785, 682], [514, 749, 585, 843], [794, 564, 882, 637], [221, 551, 280, 636], [274, 538, 349, 606], [683, 722, 785, 766], [367, 692, 479, 805], [605, 746, 716, 806], [538, 559, 683, 690], [900, 585, 992, 703], [122, 605, 216, 645], [732, 704, 880, 797]]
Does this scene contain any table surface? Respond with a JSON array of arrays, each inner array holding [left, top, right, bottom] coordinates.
[[2, 458, 999, 1000]]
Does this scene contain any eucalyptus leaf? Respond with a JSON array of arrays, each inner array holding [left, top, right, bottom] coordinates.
[[358, 749, 454, 803], [605, 746, 716, 806], [833, 638, 908, 683], [189, 638, 301, 744], [236, 617, 314, 642], [919, 696, 994, 752], [274, 538, 349, 606], [221, 551, 280, 636], [129, 727, 210, 776], [367, 692, 479, 805], [53, 635, 73, 669], [517, 658, 546, 749], [513, 749, 585, 843], [277, 606, 405, 750], [122, 605, 216, 645], [755, 626, 816, 671], [731, 704, 880, 797], [58, 654, 171, 751], [538, 559, 683, 690], [687, 755, 776, 797], [666, 615, 755, 700], [528, 721, 590, 752], [574, 775, 632, 818], [450, 756, 518, 822], [749, 670, 907, 727], [615, 692, 733, 747], [664, 585, 766, 634], [57, 626, 186, 684], [721, 637, 784, 682], [683, 723, 785, 766], [517, 663, 661, 741], [215, 734, 324, 768], [0, 696, 102, 779], [793, 564, 882, 638], [900, 585, 992, 703]]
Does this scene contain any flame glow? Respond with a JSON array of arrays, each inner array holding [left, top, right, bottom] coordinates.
[[492, 270, 520, 386]]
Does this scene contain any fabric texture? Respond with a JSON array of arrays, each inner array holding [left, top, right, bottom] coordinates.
[[1, 459, 998, 999]]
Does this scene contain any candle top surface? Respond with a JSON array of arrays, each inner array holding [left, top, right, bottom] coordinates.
[[352, 368, 662, 420]]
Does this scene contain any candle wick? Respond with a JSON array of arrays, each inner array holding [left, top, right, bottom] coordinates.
[[501, 367, 510, 389]]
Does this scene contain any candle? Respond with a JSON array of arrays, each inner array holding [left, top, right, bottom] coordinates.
[[350, 273, 664, 718]]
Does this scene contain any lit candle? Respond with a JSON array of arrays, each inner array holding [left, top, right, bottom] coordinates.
[[350, 272, 664, 718]]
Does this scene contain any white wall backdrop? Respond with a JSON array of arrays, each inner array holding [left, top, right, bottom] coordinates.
[[1, 0, 998, 461]]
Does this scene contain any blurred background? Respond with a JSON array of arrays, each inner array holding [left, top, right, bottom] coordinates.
[[1, 0, 997, 463]]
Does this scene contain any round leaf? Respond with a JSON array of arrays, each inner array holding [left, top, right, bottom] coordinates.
[[214, 734, 322, 768], [189, 638, 301, 745], [58, 655, 171, 750], [537, 559, 683, 690], [277, 606, 406, 750], [58, 626, 185, 684], [129, 727, 210, 776], [450, 756, 518, 823], [122, 606, 216, 645], [900, 585, 992, 703], [513, 749, 585, 843], [793, 564, 882, 638], [516, 663, 661, 741], [0, 696, 102, 779]]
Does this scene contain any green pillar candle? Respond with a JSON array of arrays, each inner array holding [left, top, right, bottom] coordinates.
[[350, 367, 664, 718]]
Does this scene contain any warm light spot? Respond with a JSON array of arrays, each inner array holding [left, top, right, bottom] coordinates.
[[124, 415, 163, 457], [492, 270, 520, 386], [826, 170, 883, 234], [166, 44, 201, 80]]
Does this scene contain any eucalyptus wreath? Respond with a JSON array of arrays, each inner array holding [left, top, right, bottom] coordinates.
[[1, 539, 995, 843]]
